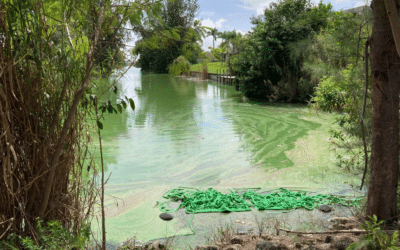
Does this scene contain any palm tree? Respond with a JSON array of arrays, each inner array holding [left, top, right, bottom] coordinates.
[[219, 30, 242, 57], [218, 30, 244, 74], [206, 27, 219, 49], [192, 19, 209, 42]]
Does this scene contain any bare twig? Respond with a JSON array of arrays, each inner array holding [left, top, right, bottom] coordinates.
[[64, 13, 75, 58]]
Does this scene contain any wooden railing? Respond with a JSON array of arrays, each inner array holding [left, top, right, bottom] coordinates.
[[189, 70, 236, 85]]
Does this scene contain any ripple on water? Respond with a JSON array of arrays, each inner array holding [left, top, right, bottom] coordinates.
[[92, 70, 363, 245]]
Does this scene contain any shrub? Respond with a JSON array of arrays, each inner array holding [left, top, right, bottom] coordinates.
[[311, 76, 346, 112], [347, 215, 400, 250], [0, 218, 91, 250], [167, 55, 191, 76]]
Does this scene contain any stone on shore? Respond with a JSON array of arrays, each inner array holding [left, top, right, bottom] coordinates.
[[159, 213, 173, 221], [318, 205, 332, 213]]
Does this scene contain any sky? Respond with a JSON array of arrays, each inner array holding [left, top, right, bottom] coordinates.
[[127, 0, 372, 54]]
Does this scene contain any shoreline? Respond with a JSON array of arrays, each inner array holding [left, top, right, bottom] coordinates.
[[174, 75, 210, 82]]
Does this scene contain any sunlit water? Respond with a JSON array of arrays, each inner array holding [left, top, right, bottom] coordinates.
[[90, 67, 366, 248]]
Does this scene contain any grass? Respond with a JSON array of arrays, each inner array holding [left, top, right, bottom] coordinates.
[[190, 62, 229, 74]]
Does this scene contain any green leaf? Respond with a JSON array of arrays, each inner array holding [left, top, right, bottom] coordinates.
[[112, 86, 118, 94], [117, 104, 122, 113], [107, 105, 113, 114], [96, 121, 103, 130], [121, 100, 127, 109], [129, 98, 135, 110]]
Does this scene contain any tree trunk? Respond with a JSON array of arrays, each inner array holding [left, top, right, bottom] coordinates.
[[367, 0, 400, 228]]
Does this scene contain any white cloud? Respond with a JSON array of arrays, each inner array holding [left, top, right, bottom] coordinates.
[[202, 18, 216, 28], [200, 18, 227, 29], [215, 18, 227, 28], [256, 2, 270, 16]]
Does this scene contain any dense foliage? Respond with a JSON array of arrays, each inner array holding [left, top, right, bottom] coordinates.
[[305, 9, 373, 137], [0, 0, 171, 248], [233, 0, 332, 102], [168, 55, 191, 75], [132, 0, 203, 73]]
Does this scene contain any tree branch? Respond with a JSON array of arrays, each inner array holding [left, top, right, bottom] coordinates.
[[38, 4, 105, 220], [64, 13, 75, 58]]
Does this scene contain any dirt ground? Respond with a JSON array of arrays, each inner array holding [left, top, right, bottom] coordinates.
[[114, 202, 389, 250], [116, 221, 366, 250]]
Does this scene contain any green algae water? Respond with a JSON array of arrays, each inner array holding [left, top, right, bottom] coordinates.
[[90, 67, 366, 248]]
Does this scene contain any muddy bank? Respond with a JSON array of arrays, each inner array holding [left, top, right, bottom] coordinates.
[[104, 187, 366, 250]]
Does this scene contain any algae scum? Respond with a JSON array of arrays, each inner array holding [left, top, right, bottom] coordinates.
[[90, 67, 366, 248]]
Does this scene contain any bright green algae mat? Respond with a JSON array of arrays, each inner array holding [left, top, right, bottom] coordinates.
[[90, 68, 364, 245], [157, 187, 361, 234]]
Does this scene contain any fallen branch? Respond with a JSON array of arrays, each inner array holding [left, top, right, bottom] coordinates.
[[277, 228, 399, 235]]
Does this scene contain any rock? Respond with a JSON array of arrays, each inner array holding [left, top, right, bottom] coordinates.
[[260, 233, 272, 240], [159, 213, 173, 221], [225, 245, 241, 250], [230, 236, 243, 245], [320, 243, 330, 249], [194, 245, 219, 250], [324, 235, 333, 243], [143, 242, 153, 249], [303, 246, 322, 250], [255, 241, 288, 250], [328, 217, 354, 224], [117, 238, 143, 249], [328, 216, 358, 230], [151, 240, 166, 250], [332, 236, 354, 250], [318, 205, 332, 213]]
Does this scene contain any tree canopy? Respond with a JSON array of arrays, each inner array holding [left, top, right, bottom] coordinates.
[[233, 0, 332, 102], [132, 0, 203, 73]]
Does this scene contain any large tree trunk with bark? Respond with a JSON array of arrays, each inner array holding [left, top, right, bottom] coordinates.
[[367, 0, 400, 228]]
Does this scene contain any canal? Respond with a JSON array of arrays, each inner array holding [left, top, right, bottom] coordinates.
[[90, 67, 366, 249]]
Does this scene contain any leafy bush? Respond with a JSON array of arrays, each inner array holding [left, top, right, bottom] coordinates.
[[347, 215, 400, 250], [0, 218, 91, 250], [311, 76, 346, 112], [167, 55, 191, 76]]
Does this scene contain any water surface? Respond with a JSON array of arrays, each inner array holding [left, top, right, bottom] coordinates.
[[90, 67, 365, 247]]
